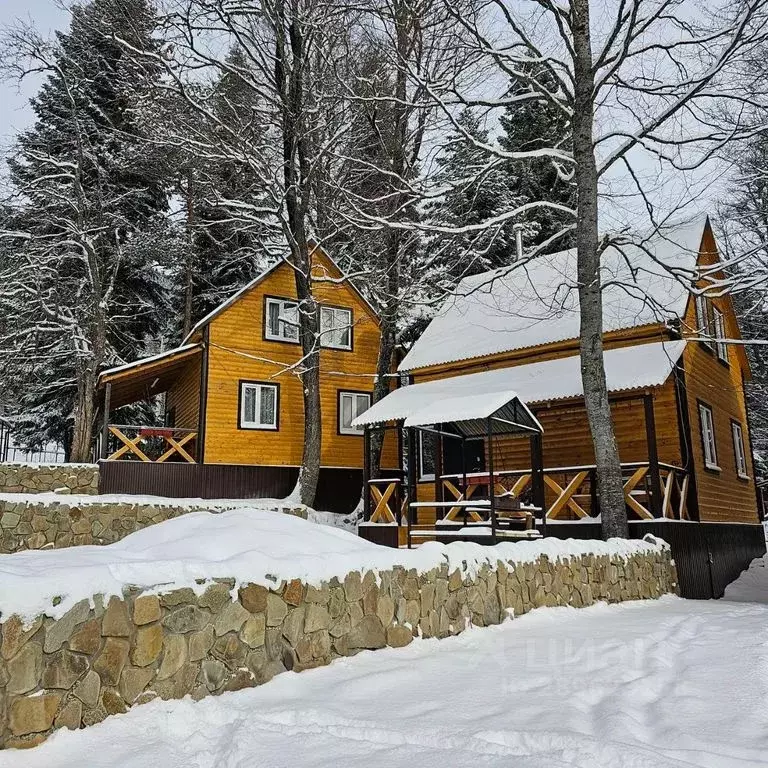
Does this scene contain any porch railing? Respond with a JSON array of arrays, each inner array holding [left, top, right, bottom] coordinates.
[[439, 462, 690, 521], [104, 425, 198, 464], [366, 461, 690, 525]]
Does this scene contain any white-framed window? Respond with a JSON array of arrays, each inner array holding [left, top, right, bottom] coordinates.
[[694, 294, 715, 351], [698, 402, 719, 471], [338, 391, 370, 435], [320, 306, 352, 350], [713, 306, 728, 363], [240, 382, 279, 430], [265, 297, 299, 343], [732, 422, 749, 479]]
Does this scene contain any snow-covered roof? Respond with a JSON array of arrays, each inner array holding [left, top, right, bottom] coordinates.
[[355, 339, 686, 427], [400, 217, 708, 372], [98, 343, 202, 380]]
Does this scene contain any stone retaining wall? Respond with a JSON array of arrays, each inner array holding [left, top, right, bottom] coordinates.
[[0, 464, 98, 496], [0, 498, 241, 554], [0, 547, 677, 749]]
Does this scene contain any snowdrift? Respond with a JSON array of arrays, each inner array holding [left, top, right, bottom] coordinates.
[[0, 507, 667, 621], [723, 552, 768, 603]]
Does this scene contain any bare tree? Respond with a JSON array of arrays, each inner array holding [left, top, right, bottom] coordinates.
[[120, 0, 373, 505]]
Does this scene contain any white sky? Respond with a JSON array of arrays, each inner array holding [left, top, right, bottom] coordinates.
[[0, 0, 67, 150], [0, 0, 728, 231]]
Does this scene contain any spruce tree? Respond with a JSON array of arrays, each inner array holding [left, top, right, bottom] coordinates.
[[498, 66, 576, 251], [426, 108, 524, 282], [0, 0, 172, 460]]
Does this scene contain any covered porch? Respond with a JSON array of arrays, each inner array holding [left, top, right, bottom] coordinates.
[[354, 341, 693, 548], [95, 344, 204, 464], [354, 383, 547, 548]]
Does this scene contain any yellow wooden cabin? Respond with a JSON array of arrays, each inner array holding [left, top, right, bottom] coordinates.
[[355, 216, 765, 597], [96, 247, 397, 511]]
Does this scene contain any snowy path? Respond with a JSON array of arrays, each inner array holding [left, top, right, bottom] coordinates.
[[5, 596, 768, 768]]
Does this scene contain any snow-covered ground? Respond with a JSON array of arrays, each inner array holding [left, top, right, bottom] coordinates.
[[4, 596, 767, 768]]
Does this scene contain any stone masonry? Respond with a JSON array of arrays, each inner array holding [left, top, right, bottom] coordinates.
[[0, 464, 98, 496], [0, 547, 677, 749], [0, 498, 306, 554]]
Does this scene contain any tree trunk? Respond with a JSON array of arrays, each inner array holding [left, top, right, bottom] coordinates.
[[369, 229, 401, 477], [571, 0, 628, 539], [275, 0, 322, 507], [182, 171, 195, 339], [295, 258, 322, 507], [69, 367, 96, 462]]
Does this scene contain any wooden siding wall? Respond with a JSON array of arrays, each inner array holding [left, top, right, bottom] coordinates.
[[166, 355, 202, 429], [203, 253, 398, 470], [496, 384, 682, 470], [681, 236, 759, 522]]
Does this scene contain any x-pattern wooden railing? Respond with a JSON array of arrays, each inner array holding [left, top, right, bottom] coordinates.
[[438, 462, 688, 521], [368, 478, 407, 524], [107, 425, 197, 464]]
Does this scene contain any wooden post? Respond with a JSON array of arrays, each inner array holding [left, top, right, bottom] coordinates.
[[197, 326, 210, 464], [406, 427, 416, 530], [531, 431, 545, 535], [100, 382, 112, 461], [487, 418, 496, 544], [434, 426, 444, 516], [644, 394, 663, 518], [363, 426, 371, 521]]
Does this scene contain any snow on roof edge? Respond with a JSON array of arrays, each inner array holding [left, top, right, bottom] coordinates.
[[98, 343, 202, 381]]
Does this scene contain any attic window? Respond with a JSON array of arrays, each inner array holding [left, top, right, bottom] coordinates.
[[694, 294, 715, 351], [265, 298, 299, 343], [712, 306, 728, 364], [320, 306, 352, 350]]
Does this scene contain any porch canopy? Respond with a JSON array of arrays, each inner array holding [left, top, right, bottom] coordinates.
[[356, 339, 687, 430], [353, 371, 546, 543], [96, 343, 202, 409], [353, 381, 542, 437]]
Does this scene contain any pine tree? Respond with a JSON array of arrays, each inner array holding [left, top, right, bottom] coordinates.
[[0, 0, 172, 460], [499, 66, 575, 251], [426, 108, 524, 282]]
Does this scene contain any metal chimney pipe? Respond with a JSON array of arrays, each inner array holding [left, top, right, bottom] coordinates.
[[513, 223, 524, 261]]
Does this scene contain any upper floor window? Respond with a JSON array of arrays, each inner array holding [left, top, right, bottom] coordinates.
[[321, 306, 352, 350], [732, 421, 749, 479], [698, 402, 719, 471], [240, 381, 279, 430], [694, 294, 715, 351], [265, 297, 299, 343], [338, 391, 370, 435], [712, 306, 728, 364]]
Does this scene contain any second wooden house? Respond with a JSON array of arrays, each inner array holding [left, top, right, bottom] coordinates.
[[355, 216, 765, 597]]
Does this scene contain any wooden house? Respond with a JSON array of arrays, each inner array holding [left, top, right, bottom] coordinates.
[[96, 247, 396, 512], [355, 216, 765, 597]]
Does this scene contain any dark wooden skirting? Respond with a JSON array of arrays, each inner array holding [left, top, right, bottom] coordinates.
[[358, 523, 400, 549], [540, 520, 766, 599], [98, 461, 364, 515]]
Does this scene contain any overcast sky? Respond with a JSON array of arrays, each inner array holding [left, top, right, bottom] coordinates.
[[0, 0, 67, 149], [0, 0, 725, 230]]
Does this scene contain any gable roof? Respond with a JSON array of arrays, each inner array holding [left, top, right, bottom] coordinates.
[[356, 340, 686, 427], [182, 245, 379, 345], [399, 216, 709, 372]]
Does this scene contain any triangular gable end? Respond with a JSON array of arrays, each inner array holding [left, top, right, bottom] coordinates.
[[684, 218, 751, 377], [183, 244, 380, 344]]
